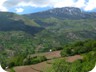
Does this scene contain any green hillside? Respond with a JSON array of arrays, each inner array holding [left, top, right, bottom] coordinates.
[[0, 12, 44, 66], [47, 40, 96, 72], [0, 8, 96, 71], [32, 18, 96, 52]]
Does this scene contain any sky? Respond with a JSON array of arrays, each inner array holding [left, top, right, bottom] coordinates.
[[0, 0, 96, 14]]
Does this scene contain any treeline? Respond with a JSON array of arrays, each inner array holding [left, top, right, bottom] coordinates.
[[47, 40, 96, 72], [2, 54, 47, 68], [1, 39, 96, 72], [61, 39, 96, 56], [47, 51, 96, 72]]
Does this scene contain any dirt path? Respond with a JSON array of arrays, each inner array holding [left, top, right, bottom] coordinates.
[[31, 51, 61, 59], [13, 51, 83, 72], [14, 66, 39, 72], [14, 60, 52, 72], [65, 55, 83, 62]]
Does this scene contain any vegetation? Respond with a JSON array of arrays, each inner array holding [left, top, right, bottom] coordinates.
[[24, 56, 47, 65], [61, 40, 96, 56], [33, 18, 96, 52], [10, 68, 15, 72], [3, 55, 47, 68], [47, 40, 96, 72], [0, 10, 96, 72]]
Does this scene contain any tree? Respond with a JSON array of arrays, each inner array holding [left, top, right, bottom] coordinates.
[[53, 59, 70, 72]]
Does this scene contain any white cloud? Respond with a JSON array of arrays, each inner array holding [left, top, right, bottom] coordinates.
[[0, 0, 8, 12], [74, 0, 86, 8], [84, 0, 96, 11], [53, 0, 75, 8], [0, 0, 96, 12], [0, 6, 8, 12], [4, 0, 53, 8], [17, 1, 51, 7], [15, 8, 24, 13]]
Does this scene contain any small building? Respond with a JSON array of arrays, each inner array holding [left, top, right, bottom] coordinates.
[[50, 49, 52, 52]]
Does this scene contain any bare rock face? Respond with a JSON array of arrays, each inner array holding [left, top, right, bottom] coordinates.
[[25, 7, 96, 19]]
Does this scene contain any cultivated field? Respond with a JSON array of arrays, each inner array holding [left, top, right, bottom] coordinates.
[[13, 51, 83, 72]]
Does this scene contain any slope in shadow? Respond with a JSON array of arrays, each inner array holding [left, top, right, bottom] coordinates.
[[0, 20, 44, 35]]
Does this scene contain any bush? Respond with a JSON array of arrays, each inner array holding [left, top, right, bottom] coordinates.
[[49, 51, 96, 72], [52, 59, 70, 72], [10, 68, 15, 72], [24, 56, 47, 65], [61, 40, 96, 57], [8, 54, 26, 68]]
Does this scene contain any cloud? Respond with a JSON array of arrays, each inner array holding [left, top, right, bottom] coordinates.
[[53, 0, 75, 8], [84, 0, 96, 11], [15, 8, 24, 13], [74, 0, 86, 8], [0, 0, 8, 12], [3, 0, 52, 7], [0, 0, 96, 12]]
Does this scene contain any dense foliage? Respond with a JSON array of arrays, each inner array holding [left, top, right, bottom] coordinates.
[[2, 54, 47, 68], [10, 68, 15, 72], [23, 56, 47, 65], [50, 52, 95, 72], [47, 40, 96, 72], [33, 18, 96, 52], [61, 40, 96, 56]]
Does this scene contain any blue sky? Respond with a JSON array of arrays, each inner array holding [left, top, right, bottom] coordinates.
[[0, 0, 96, 14], [8, 6, 52, 14]]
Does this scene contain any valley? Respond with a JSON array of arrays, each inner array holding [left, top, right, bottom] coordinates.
[[0, 7, 96, 72]]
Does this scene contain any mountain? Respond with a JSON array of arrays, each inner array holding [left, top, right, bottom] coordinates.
[[0, 12, 45, 61], [25, 7, 96, 19], [0, 12, 44, 34], [32, 18, 96, 52], [23, 7, 96, 52], [0, 7, 96, 66], [0, 7, 96, 53]]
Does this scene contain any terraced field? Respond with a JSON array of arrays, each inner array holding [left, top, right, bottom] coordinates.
[[13, 51, 82, 72]]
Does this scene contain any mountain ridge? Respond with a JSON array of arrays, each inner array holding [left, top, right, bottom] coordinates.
[[25, 7, 96, 19], [0, 12, 44, 35], [0, 7, 96, 69]]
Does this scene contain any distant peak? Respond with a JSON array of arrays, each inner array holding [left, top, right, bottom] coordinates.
[[47, 7, 82, 15], [25, 7, 96, 19]]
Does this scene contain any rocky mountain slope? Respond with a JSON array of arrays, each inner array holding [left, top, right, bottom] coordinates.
[[25, 7, 96, 19]]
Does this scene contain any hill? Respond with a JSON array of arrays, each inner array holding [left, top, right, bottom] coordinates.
[[23, 7, 96, 52], [0, 12, 44, 34], [0, 12, 44, 65], [30, 18, 96, 52], [0, 7, 96, 70], [8, 40, 96, 72]]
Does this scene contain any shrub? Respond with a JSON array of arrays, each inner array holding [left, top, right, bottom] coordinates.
[[24, 56, 47, 65], [10, 68, 15, 72]]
